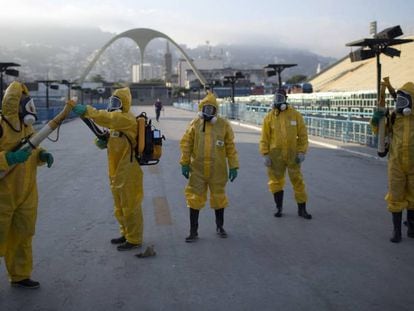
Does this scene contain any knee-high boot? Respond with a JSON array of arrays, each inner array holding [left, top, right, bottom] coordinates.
[[298, 202, 312, 219], [273, 190, 284, 217], [390, 212, 402, 243], [215, 208, 227, 238], [185, 208, 199, 243]]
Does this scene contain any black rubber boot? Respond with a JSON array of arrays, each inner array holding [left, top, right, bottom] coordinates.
[[298, 202, 312, 219], [185, 208, 199, 242], [406, 210, 414, 238], [11, 279, 40, 289], [273, 190, 284, 217], [390, 212, 402, 243], [110, 236, 126, 244], [117, 241, 141, 251], [215, 208, 227, 238]]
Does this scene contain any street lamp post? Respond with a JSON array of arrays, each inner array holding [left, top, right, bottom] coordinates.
[[223, 72, 244, 119], [346, 25, 412, 157], [264, 64, 297, 91], [61, 80, 75, 101], [37, 80, 59, 110], [346, 25, 412, 103], [0, 62, 20, 109]]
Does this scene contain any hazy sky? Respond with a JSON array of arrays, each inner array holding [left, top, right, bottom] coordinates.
[[0, 0, 413, 57]]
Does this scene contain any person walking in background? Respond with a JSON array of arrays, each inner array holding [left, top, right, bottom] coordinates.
[[0, 81, 54, 289], [180, 92, 239, 242], [154, 98, 163, 122], [260, 88, 311, 220]]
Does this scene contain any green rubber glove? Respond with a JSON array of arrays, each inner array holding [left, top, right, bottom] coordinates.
[[95, 138, 108, 149], [73, 104, 87, 116], [181, 165, 190, 179], [5, 147, 32, 166], [371, 110, 385, 126], [39, 150, 54, 168], [229, 168, 238, 182]]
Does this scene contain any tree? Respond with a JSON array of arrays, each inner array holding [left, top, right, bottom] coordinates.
[[91, 74, 106, 83], [286, 75, 307, 84]]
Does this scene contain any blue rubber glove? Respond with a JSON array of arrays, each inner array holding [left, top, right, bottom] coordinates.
[[295, 153, 305, 164], [371, 110, 385, 126], [229, 168, 238, 182], [181, 165, 190, 179], [5, 148, 32, 166], [95, 138, 108, 149], [72, 104, 87, 116], [39, 150, 54, 168]]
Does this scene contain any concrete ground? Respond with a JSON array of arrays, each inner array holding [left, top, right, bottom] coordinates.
[[1, 106, 413, 311]]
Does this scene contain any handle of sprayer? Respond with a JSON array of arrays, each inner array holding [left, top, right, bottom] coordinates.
[[383, 77, 397, 100], [81, 117, 109, 141], [0, 97, 77, 180], [377, 82, 388, 157]]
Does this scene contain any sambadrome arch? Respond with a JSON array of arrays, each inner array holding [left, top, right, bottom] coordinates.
[[77, 28, 207, 86]]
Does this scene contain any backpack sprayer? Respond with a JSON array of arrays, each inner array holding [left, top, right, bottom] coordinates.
[[81, 112, 165, 166]]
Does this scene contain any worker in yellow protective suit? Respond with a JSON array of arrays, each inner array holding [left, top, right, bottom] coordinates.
[[259, 88, 311, 219], [180, 92, 239, 242], [0, 81, 54, 289], [72, 87, 143, 251], [371, 82, 414, 243]]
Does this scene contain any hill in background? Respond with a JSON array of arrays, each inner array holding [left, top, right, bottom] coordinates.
[[0, 26, 336, 82]]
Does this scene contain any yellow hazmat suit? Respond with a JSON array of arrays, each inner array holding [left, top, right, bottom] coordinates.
[[384, 82, 414, 213], [83, 87, 143, 245], [0, 81, 46, 282], [259, 105, 308, 203], [180, 93, 239, 209]]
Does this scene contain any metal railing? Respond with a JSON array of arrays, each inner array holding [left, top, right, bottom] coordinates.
[[173, 100, 377, 147]]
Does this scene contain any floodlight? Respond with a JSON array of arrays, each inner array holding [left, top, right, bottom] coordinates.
[[235, 71, 244, 79], [5, 69, 19, 77], [349, 48, 376, 62], [383, 47, 401, 58], [265, 69, 276, 77], [375, 25, 403, 40]]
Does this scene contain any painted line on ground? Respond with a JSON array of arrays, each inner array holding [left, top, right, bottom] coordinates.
[[230, 120, 385, 161]]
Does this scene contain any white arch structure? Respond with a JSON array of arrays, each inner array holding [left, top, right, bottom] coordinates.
[[77, 28, 207, 86]]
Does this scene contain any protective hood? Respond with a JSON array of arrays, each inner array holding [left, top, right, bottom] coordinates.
[[2, 81, 28, 118], [396, 82, 414, 115], [113, 87, 132, 113], [198, 92, 218, 113], [399, 82, 414, 99]]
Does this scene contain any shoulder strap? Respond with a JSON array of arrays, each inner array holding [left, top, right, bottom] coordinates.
[[390, 111, 397, 126], [119, 132, 134, 163], [0, 115, 3, 139]]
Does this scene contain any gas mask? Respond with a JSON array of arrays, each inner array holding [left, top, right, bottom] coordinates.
[[199, 104, 217, 123], [273, 92, 287, 111], [107, 95, 123, 112], [19, 95, 37, 125], [395, 90, 412, 116]]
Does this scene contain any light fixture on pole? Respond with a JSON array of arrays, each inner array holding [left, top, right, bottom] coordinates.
[[346, 25, 413, 156], [264, 64, 297, 90], [223, 71, 245, 119], [37, 80, 60, 109], [346, 25, 412, 99]]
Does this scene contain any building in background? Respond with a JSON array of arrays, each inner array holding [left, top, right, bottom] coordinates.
[[132, 63, 163, 82]]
